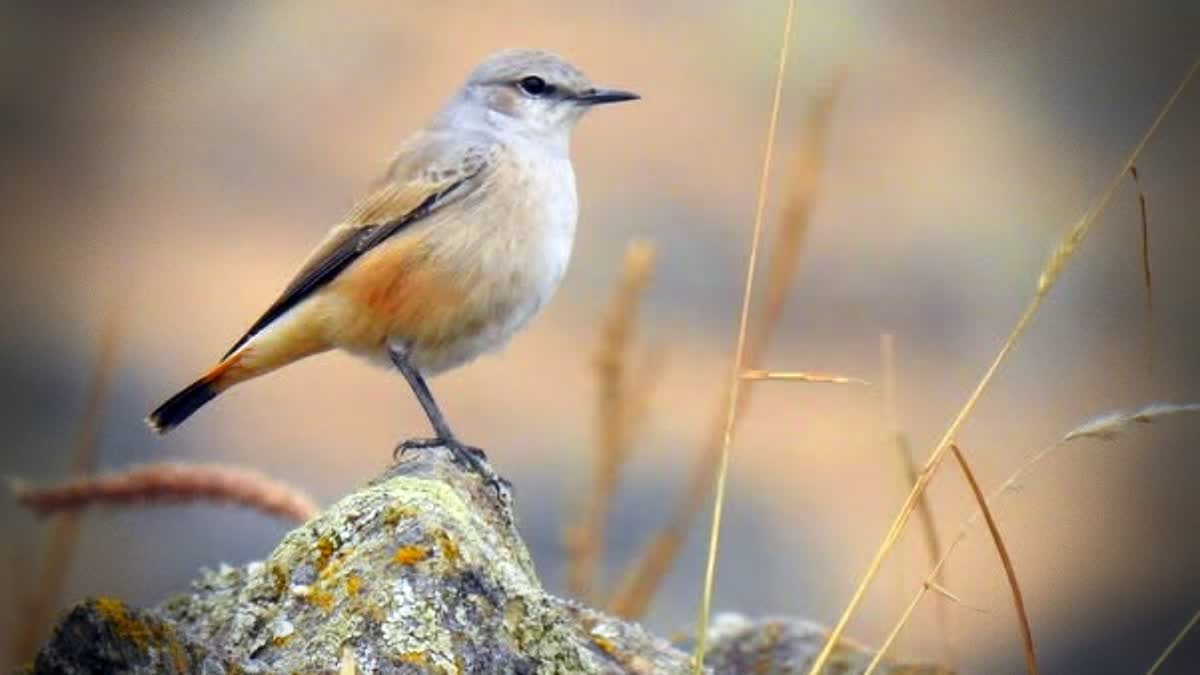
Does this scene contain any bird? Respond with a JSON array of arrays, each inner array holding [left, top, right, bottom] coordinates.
[[146, 48, 639, 471]]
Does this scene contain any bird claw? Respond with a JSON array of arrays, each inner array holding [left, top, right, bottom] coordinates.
[[393, 437, 508, 496]]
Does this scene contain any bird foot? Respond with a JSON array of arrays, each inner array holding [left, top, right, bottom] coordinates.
[[393, 437, 510, 496]]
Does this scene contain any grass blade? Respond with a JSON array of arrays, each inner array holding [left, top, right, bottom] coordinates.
[[1146, 608, 1200, 675], [949, 444, 1038, 674]]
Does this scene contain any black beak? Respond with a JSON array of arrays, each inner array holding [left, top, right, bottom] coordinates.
[[575, 87, 640, 106]]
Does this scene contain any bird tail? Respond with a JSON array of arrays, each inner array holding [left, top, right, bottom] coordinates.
[[146, 353, 243, 434]]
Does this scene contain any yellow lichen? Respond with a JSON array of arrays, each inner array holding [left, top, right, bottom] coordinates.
[[591, 635, 618, 656], [383, 504, 418, 527], [309, 588, 335, 611], [435, 530, 460, 564], [271, 564, 289, 597], [272, 634, 292, 648], [315, 536, 337, 572], [345, 574, 364, 597], [94, 597, 153, 649], [319, 546, 353, 583], [391, 545, 430, 566], [398, 651, 429, 665]]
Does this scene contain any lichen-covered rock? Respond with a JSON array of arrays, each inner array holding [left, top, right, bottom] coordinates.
[[30, 446, 952, 674], [34, 447, 692, 674], [701, 614, 953, 675]]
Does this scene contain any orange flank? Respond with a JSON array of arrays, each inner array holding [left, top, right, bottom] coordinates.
[[324, 236, 477, 356]]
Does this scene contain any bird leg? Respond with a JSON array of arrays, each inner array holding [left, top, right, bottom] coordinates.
[[388, 345, 491, 473]]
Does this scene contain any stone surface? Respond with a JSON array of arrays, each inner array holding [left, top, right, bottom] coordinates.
[[29, 445, 952, 674], [702, 614, 953, 675]]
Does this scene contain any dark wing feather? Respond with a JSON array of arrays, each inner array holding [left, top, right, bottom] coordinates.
[[220, 162, 483, 360]]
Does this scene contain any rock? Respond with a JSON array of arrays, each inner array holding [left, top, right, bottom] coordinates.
[[30, 445, 952, 674], [702, 614, 953, 675]]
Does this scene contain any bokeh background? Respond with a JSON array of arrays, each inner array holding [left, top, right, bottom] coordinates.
[[3, 1, 1199, 672]]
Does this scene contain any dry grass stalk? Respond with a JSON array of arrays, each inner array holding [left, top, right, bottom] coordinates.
[[949, 444, 1038, 674], [606, 47, 843, 625], [880, 333, 953, 664], [690, 0, 798, 659], [922, 581, 986, 614], [741, 369, 867, 384], [1146, 608, 1200, 675], [15, 300, 124, 663], [865, 400, 1200, 673], [1129, 165, 1154, 372], [807, 58, 1200, 675], [11, 462, 320, 523], [566, 239, 658, 602]]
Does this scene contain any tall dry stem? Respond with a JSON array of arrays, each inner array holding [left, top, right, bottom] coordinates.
[[606, 25, 844, 624], [807, 58, 1199, 675], [689, 2, 800, 669], [566, 239, 658, 602], [880, 333, 952, 664]]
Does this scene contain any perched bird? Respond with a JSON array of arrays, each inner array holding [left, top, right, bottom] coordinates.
[[146, 49, 638, 469]]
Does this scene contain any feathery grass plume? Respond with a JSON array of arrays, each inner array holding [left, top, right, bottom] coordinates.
[[565, 239, 658, 602], [880, 333, 953, 665], [950, 444, 1038, 674], [1146, 608, 1200, 675], [1129, 165, 1154, 373], [606, 47, 844, 625], [1060, 401, 1200, 442], [865, 401, 1200, 674], [10, 462, 320, 523], [807, 58, 1200, 675], [15, 299, 124, 664]]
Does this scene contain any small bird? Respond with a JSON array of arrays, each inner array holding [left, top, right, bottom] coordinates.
[[147, 49, 638, 469]]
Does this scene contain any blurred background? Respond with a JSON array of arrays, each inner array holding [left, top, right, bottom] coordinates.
[[2, 1, 1198, 672]]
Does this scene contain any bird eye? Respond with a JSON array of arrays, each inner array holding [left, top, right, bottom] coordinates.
[[517, 76, 554, 97]]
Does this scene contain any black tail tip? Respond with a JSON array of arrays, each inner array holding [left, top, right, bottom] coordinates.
[[146, 379, 218, 434]]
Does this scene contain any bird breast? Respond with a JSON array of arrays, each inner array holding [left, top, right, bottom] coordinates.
[[347, 146, 578, 374]]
